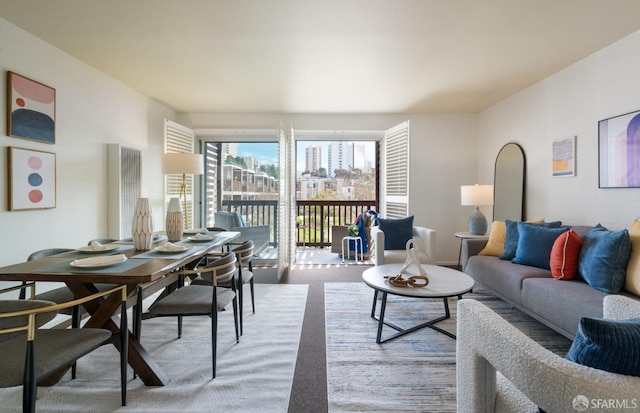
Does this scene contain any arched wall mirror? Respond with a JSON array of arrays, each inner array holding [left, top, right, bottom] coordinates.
[[493, 143, 526, 222]]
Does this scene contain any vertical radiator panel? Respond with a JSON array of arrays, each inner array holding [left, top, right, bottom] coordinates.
[[108, 144, 141, 240]]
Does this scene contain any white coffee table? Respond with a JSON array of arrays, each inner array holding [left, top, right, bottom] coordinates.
[[362, 263, 474, 343]]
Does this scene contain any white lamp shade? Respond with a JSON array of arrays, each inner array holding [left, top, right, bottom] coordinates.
[[461, 184, 494, 206], [162, 153, 204, 175]]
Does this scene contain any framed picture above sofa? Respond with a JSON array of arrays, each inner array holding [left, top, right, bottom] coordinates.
[[598, 109, 640, 188]]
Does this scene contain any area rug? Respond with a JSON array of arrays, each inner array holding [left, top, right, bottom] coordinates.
[[0, 283, 308, 413], [324, 282, 571, 413]]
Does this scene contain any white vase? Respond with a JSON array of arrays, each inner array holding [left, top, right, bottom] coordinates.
[[165, 197, 184, 242], [132, 197, 154, 250]]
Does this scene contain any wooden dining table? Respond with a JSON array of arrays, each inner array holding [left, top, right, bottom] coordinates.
[[0, 231, 240, 386]]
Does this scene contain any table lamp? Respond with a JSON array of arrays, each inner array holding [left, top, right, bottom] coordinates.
[[162, 153, 204, 229], [461, 184, 494, 235]]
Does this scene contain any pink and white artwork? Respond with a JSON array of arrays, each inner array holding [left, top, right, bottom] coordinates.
[[7, 72, 56, 144], [8, 147, 56, 210]]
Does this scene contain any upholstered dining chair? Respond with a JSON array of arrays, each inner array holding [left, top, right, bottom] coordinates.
[[21, 248, 115, 379], [142, 252, 239, 378], [193, 240, 255, 335], [0, 282, 128, 412]]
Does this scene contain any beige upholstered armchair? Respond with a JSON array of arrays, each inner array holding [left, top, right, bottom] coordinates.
[[456, 296, 640, 413], [370, 224, 436, 266]]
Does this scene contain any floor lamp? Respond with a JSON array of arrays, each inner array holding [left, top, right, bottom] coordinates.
[[162, 153, 204, 229]]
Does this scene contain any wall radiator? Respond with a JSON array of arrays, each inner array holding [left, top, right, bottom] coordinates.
[[108, 144, 141, 240]]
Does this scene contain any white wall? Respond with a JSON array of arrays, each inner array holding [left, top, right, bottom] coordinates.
[[181, 112, 478, 264], [0, 17, 177, 272], [477, 29, 640, 231]]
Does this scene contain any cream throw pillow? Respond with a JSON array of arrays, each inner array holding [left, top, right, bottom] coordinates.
[[479, 221, 506, 256], [625, 219, 640, 295]]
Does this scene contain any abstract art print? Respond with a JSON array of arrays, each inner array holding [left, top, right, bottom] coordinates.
[[552, 136, 576, 177], [7, 72, 56, 144], [8, 147, 56, 210], [599, 109, 640, 188]]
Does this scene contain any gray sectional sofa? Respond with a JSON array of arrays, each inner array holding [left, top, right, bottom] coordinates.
[[461, 225, 638, 339]]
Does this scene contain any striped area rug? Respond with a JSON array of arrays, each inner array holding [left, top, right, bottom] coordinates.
[[0, 284, 308, 413], [325, 282, 571, 412]]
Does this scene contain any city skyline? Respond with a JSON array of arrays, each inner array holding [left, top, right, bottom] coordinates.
[[235, 141, 374, 174]]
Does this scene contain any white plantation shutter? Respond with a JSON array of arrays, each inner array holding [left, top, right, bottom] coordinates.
[[383, 121, 410, 218], [164, 119, 197, 228]]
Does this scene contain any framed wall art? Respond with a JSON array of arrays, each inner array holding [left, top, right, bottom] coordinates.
[[8, 147, 56, 210], [598, 109, 640, 188], [552, 135, 576, 177], [7, 72, 56, 144]]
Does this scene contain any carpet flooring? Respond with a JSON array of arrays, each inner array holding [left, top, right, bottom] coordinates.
[[324, 282, 572, 413], [0, 283, 308, 413]]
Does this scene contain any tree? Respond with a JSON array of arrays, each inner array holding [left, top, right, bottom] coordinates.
[[312, 189, 338, 200]]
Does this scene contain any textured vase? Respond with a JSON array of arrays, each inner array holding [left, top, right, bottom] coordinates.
[[165, 197, 184, 242], [132, 197, 154, 250], [468, 206, 488, 235]]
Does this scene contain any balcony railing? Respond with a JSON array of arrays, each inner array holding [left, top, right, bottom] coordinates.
[[219, 199, 377, 249], [296, 200, 377, 248], [220, 200, 278, 246]]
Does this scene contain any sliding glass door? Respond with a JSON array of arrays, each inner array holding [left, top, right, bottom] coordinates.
[[199, 136, 281, 269]]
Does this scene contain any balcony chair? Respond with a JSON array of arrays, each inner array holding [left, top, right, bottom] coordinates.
[[457, 296, 640, 412], [214, 211, 270, 254], [370, 216, 436, 266], [142, 252, 239, 378], [0, 283, 128, 412], [193, 241, 255, 335], [330, 210, 378, 258]]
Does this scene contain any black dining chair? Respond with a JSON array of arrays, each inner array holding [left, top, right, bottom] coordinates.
[[21, 248, 116, 378], [141, 252, 239, 378], [0, 283, 128, 412], [193, 240, 255, 335]]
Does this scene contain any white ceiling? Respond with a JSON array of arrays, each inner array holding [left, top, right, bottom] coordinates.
[[2, 0, 640, 114]]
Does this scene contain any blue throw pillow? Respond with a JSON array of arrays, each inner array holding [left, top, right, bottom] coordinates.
[[578, 224, 631, 294], [499, 220, 520, 260], [499, 220, 563, 261], [512, 223, 569, 269], [377, 216, 414, 250], [566, 317, 640, 377]]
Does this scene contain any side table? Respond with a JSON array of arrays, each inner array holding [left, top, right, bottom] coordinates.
[[342, 236, 363, 264], [454, 231, 489, 271]]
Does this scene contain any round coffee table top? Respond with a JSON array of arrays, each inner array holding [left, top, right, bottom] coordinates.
[[362, 263, 474, 298]]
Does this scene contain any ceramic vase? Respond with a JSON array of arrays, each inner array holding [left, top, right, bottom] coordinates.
[[165, 197, 184, 242], [132, 197, 154, 250]]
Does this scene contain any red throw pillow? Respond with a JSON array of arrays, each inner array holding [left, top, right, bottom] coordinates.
[[550, 229, 583, 280]]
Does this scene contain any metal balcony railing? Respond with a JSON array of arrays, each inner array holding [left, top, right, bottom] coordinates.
[[219, 199, 377, 249], [295, 200, 377, 248]]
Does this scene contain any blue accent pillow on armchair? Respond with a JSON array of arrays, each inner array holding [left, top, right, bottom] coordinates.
[[377, 216, 414, 250], [566, 316, 640, 377]]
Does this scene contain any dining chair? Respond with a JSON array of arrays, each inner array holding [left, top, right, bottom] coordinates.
[[193, 240, 255, 335], [142, 252, 239, 378], [21, 248, 115, 379], [0, 282, 128, 412]]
